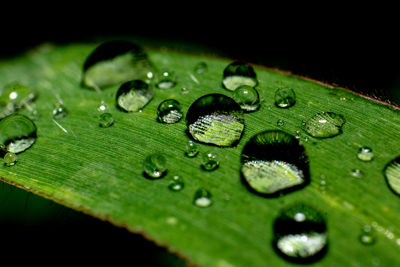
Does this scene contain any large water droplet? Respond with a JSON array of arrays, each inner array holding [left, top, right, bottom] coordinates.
[[143, 153, 167, 179], [193, 188, 212, 208], [157, 99, 183, 123], [0, 114, 37, 153], [232, 85, 260, 112], [383, 156, 400, 196], [116, 80, 153, 112], [201, 151, 219, 171], [82, 40, 155, 90], [241, 130, 309, 196], [273, 204, 328, 263], [186, 94, 245, 147], [156, 71, 177, 89], [3, 151, 17, 166], [99, 112, 114, 128], [275, 88, 296, 108], [357, 147, 374, 162], [222, 61, 257, 91], [303, 112, 345, 138], [185, 140, 199, 158]]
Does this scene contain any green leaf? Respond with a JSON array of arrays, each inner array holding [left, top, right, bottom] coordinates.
[[1, 42, 400, 266]]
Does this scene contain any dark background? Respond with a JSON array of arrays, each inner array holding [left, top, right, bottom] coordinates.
[[1, 9, 399, 266]]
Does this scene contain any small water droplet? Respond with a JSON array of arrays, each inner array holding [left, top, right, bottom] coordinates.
[[181, 87, 190, 95], [273, 204, 327, 263], [168, 176, 184, 192], [116, 80, 153, 112], [303, 112, 345, 138], [185, 140, 199, 158], [82, 40, 155, 90], [194, 62, 208, 74], [360, 226, 376, 245], [3, 151, 17, 166], [97, 101, 108, 112], [277, 119, 285, 126], [186, 94, 245, 147], [143, 153, 167, 178], [156, 71, 177, 89], [351, 168, 363, 178], [0, 83, 36, 118], [275, 88, 296, 108], [193, 188, 212, 208], [295, 130, 301, 139], [157, 99, 183, 124], [357, 147, 374, 162], [222, 61, 257, 91], [99, 113, 114, 128], [241, 130, 309, 196], [201, 152, 219, 171], [52, 102, 68, 119], [383, 156, 400, 196], [232, 85, 260, 112], [0, 114, 37, 153]]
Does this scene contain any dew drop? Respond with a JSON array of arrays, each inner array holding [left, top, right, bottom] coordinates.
[[185, 140, 199, 158], [360, 229, 376, 246], [0, 83, 36, 116], [97, 101, 108, 112], [222, 61, 257, 91], [193, 188, 212, 208], [0, 114, 37, 153], [277, 119, 285, 127], [157, 99, 183, 124], [52, 102, 68, 119], [303, 112, 345, 138], [3, 151, 17, 166], [357, 147, 374, 162], [82, 40, 155, 90], [201, 151, 219, 171], [156, 71, 177, 89], [143, 153, 167, 179], [168, 176, 184, 192], [181, 87, 190, 95], [186, 94, 245, 147], [351, 168, 363, 178], [241, 130, 309, 196], [116, 80, 153, 112], [273, 204, 327, 263], [194, 62, 208, 74], [99, 112, 114, 128], [383, 156, 400, 196], [232, 85, 260, 112], [275, 88, 296, 108]]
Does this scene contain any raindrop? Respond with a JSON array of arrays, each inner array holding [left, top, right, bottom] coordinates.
[[157, 99, 183, 124], [0, 114, 37, 153], [0, 82, 36, 117], [222, 61, 257, 91], [82, 40, 155, 90], [303, 112, 345, 138], [241, 130, 309, 196], [97, 101, 108, 112], [116, 80, 153, 112], [3, 151, 17, 166], [275, 88, 296, 108], [359, 226, 376, 246], [351, 168, 363, 178], [143, 153, 167, 179], [181, 87, 190, 95], [201, 151, 219, 171], [357, 147, 374, 162], [52, 102, 68, 119], [193, 188, 212, 208], [186, 94, 245, 147], [273, 204, 327, 263], [383, 156, 400, 196], [277, 119, 285, 127], [156, 71, 177, 89], [194, 62, 208, 74], [168, 176, 184, 192], [99, 113, 114, 128], [185, 140, 199, 158], [232, 85, 260, 112]]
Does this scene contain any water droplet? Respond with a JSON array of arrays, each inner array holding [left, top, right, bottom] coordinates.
[[275, 88, 296, 108], [303, 112, 345, 138], [0, 114, 37, 153], [360, 231, 375, 245], [383, 156, 400, 196], [3, 151, 17, 166], [201, 151, 219, 171], [156, 71, 177, 89], [143, 153, 167, 178], [185, 140, 199, 158], [232, 85, 260, 112], [52, 102, 68, 119], [157, 99, 183, 124], [222, 61, 257, 91], [0, 83, 36, 113], [351, 168, 363, 178], [99, 113, 114, 128], [277, 119, 285, 126], [295, 130, 301, 139], [181, 87, 190, 95], [357, 147, 374, 162], [168, 176, 184, 192], [82, 40, 155, 90], [241, 130, 309, 196], [186, 94, 245, 147], [194, 62, 208, 74], [116, 80, 153, 112], [193, 188, 212, 208], [97, 101, 108, 112], [273, 204, 327, 263]]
